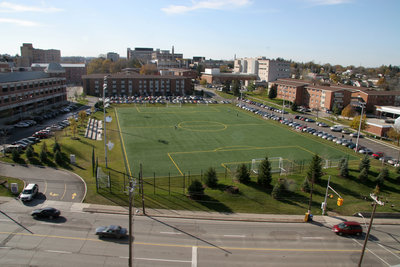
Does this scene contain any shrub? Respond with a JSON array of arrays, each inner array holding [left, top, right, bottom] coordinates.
[[237, 164, 250, 184], [12, 148, 20, 162], [55, 150, 63, 165], [359, 155, 370, 172], [272, 179, 286, 199], [187, 180, 204, 199], [359, 168, 368, 182], [301, 178, 310, 193], [204, 167, 218, 188], [53, 142, 61, 153]]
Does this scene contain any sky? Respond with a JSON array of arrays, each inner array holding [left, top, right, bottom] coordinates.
[[0, 0, 399, 67]]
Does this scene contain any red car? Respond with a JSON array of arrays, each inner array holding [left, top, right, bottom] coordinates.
[[372, 152, 384, 159], [332, 221, 363, 236]]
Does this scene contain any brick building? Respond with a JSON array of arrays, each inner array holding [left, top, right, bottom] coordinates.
[[18, 43, 61, 67], [32, 63, 87, 85], [0, 63, 67, 124], [82, 71, 193, 97]]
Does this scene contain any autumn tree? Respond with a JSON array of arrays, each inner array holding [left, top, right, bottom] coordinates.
[[388, 126, 400, 146], [199, 79, 207, 86], [69, 117, 77, 138], [140, 64, 158, 75], [220, 65, 230, 73], [350, 115, 367, 130], [329, 73, 339, 84], [341, 104, 355, 119], [78, 110, 87, 126]]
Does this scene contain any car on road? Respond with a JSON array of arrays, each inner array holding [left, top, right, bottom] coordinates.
[[31, 207, 61, 219], [341, 129, 351, 134], [372, 152, 384, 159], [317, 122, 328, 127], [95, 225, 128, 239], [19, 183, 39, 202], [332, 221, 363, 236]]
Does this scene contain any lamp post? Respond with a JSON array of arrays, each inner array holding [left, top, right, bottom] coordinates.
[[355, 102, 365, 152], [103, 75, 108, 168], [357, 212, 368, 229], [358, 194, 384, 267]]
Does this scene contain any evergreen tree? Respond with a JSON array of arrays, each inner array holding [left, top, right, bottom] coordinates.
[[359, 167, 368, 182], [92, 148, 95, 176], [307, 154, 323, 184], [41, 142, 48, 153], [223, 80, 231, 93], [204, 167, 218, 188], [268, 85, 277, 99], [53, 142, 61, 153], [12, 148, 20, 162], [339, 158, 349, 178], [187, 180, 204, 199], [40, 149, 47, 163], [25, 145, 34, 160], [271, 179, 285, 199], [359, 155, 370, 172], [257, 156, 272, 188], [291, 102, 298, 112], [55, 150, 63, 165], [237, 164, 250, 184], [376, 167, 389, 187], [301, 177, 310, 192], [232, 80, 241, 96]]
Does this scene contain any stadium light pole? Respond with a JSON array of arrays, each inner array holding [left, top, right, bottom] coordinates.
[[103, 75, 108, 168], [355, 102, 365, 153]]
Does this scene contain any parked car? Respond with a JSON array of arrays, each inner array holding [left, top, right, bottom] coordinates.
[[372, 152, 384, 159], [341, 129, 351, 134], [19, 183, 39, 202], [14, 122, 30, 128], [330, 125, 344, 132], [350, 132, 364, 138], [95, 225, 128, 239], [317, 122, 328, 127], [332, 221, 363, 236], [31, 207, 60, 219]]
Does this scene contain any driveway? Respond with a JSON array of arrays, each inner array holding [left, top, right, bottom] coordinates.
[[0, 162, 86, 204]]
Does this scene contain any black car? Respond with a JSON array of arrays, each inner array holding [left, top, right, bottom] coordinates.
[[31, 207, 60, 219], [95, 225, 128, 239]]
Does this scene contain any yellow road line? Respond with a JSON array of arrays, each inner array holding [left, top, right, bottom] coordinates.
[[167, 153, 183, 176], [60, 183, 67, 200], [115, 108, 133, 177], [0, 231, 363, 253]]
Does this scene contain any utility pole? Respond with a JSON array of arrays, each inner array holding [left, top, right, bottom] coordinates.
[[322, 176, 331, 215], [355, 102, 365, 152], [140, 164, 145, 215], [128, 177, 136, 267], [358, 194, 384, 267]]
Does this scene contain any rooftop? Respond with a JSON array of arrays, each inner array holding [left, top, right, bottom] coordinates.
[[0, 71, 50, 83]]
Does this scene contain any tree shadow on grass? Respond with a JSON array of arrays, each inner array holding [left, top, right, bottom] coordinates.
[[147, 193, 211, 212], [194, 194, 233, 213], [328, 181, 364, 199], [246, 180, 273, 194], [277, 191, 319, 209]]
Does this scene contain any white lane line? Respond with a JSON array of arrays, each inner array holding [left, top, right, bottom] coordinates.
[[45, 250, 72, 254], [40, 222, 61, 226], [0, 219, 9, 222], [302, 237, 324, 240], [377, 243, 400, 259], [0, 247, 11, 249], [223, 234, 246, 238], [192, 246, 197, 267], [135, 257, 191, 263], [160, 231, 182, 235], [352, 238, 391, 266]]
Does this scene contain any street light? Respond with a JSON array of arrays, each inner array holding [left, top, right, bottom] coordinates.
[[355, 101, 366, 152], [357, 212, 368, 229]]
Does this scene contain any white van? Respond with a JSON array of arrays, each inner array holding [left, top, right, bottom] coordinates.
[[19, 183, 39, 201], [330, 125, 344, 132]]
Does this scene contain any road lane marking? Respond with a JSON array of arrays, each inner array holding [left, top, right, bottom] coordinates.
[[302, 237, 324, 240], [60, 183, 67, 200], [49, 192, 59, 197], [352, 238, 390, 266], [43, 180, 48, 194], [45, 250, 72, 254], [0, 231, 362, 253], [160, 231, 182, 235], [223, 235, 245, 238], [377, 243, 400, 259], [0, 247, 11, 249], [72, 193, 77, 200], [135, 257, 191, 263], [192, 246, 197, 267]]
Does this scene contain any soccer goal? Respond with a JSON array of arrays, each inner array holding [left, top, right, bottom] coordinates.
[[166, 101, 182, 108], [251, 157, 284, 174]]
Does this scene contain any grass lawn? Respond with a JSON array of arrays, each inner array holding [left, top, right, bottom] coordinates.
[[0, 176, 24, 197]]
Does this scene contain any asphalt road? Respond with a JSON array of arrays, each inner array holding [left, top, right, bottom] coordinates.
[[0, 199, 399, 266], [0, 162, 85, 203]]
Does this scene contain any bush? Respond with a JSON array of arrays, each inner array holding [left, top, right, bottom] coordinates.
[[53, 142, 61, 153], [40, 149, 47, 162], [376, 167, 389, 187], [301, 178, 310, 193], [55, 150, 63, 165], [339, 158, 349, 178], [204, 167, 218, 188], [359, 168, 368, 182], [359, 155, 370, 172], [237, 164, 250, 184], [272, 179, 286, 199], [12, 148, 20, 162], [25, 145, 34, 159], [187, 180, 204, 199]]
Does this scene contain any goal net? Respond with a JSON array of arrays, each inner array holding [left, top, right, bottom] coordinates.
[[251, 157, 284, 174], [166, 101, 182, 108], [96, 167, 110, 189]]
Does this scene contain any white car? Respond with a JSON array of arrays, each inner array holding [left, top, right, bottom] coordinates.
[[330, 125, 344, 132], [14, 122, 30, 128]]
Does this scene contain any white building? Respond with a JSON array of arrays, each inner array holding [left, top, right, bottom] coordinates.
[[234, 57, 290, 82]]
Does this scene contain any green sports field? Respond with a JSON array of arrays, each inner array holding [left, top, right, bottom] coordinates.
[[116, 105, 358, 178]]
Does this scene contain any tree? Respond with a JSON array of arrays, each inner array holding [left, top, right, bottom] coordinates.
[[69, 118, 78, 138], [388, 127, 400, 146], [140, 64, 158, 75], [199, 79, 207, 86], [332, 104, 341, 116], [359, 155, 370, 172], [187, 180, 204, 199], [25, 145, 34, 160], [341, 104, 355, 119], [53, 142, 61, 153], [247, 81, 256, 92], [78, 110, 87, 126], [92, 148, 95, 176], [307, 154, 323, 184], [237, 164, 250, 184], [220, 65, 230, 73], [257, 156, 272, 188], [376, 167, 389, 186], [223, 80, 231, 93], [268, 84, 277, 99], [271, 179, 286, 199], [329, 73, 339, 84], [204, 167, 218, 188], [358, 167, 369, 182], [40, 148, 47, 163], [339, 158, 349, 178], [350, 115, 366, 130], [12, 148, 20, 162], [196, 64, 205, 78], [291, 102, 298, 112], [41, 142, 48, 153], [232, 80, 241, 96], [55, 150, 63, 165]]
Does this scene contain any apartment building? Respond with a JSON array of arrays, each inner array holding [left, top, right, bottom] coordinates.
[[0, 63, 67, 124], [234, 57, 290, 82], [201, 68, 257, 84], [82, 71, 193, 97], [18, 43, 61, 67], [32, 63, 87, 85]]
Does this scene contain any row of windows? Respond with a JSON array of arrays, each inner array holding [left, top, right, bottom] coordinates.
[[2, 80, 64, 93], [0, 87, 64, 105]]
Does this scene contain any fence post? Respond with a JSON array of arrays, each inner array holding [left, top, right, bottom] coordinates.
[[183, 173, 185, 194], [168, 172, 170, 196], [153, 172, 156, 195]]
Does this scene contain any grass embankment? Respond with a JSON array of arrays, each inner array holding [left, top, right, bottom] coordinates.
[[0, 176, 24, 197]]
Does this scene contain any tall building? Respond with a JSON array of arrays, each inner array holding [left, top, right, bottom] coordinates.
[[234, 57, 290, 82], [127, 47, 154, 64], [19, 43, 61, 67], [106, 52, 120, 62]]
